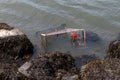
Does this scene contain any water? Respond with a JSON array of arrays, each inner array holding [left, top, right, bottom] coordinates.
[[0, 0, 120, 58]]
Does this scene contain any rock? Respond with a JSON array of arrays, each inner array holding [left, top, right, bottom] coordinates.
[[62, 75, 79, 80], [0, 61, 32, 80], [80, 59, 120, 80], [0, 23, 34, 80], [18, 52, 76, 80], [86, 31, 100, 42], [107, 40, 120, 58], [48, 52, 75, 71], [18, 62, 32, 77], [75, 54, 98, 69], [117, 33, 120, 40], [0, 23, 33, 59], [59, 67, 79, 80]]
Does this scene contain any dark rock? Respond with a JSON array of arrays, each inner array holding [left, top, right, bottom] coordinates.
[[86, 31, 100, 42], [75, 54, 99, 69], [0, 60, 33, 80], [0, 23, 13, 30], [117, 33, 120, 40], [0, 23, 33, 59], [59, 67, 79, 80], [80, 59, 120, 80], [0, 23, 34, 80], [19, 52, 76, 80], [107, 40, 120, 58], [48, 52, 75, 71]]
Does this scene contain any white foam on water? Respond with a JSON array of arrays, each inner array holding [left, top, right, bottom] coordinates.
[[0, 28, 24, 38]]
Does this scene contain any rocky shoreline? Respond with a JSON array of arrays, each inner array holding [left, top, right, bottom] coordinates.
[[0, 23, 120, 80]]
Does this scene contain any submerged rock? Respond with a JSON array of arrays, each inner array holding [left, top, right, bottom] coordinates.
[[80, 59, 120, 80], [0, 23, 33, 59], [75, 54, 98, 69], [107, 40, 120, 58], [86, 31, 100, 42], [117, 33, 120, 40], [18, 52, 77, 80]]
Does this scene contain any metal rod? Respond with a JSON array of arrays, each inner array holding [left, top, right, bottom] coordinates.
[[84, 30, 86, 47]]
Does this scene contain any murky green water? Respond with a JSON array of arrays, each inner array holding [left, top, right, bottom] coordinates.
[[0, 0, 120, 58]]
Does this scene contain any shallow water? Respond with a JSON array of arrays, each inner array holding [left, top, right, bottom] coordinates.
[[0, 0, 120, 58]]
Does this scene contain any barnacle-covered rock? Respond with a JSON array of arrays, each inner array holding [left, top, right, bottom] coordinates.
[[80, 59, 120, 80], [107, 40, 120, 58], [0, 59, 33, 80], [0, 23, 33, 59], [18, 52, 76, 80]]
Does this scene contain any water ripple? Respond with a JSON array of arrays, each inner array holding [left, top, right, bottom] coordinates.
[[17, 0, 74, 19]]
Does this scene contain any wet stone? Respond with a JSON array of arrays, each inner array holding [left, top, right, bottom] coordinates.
[[80, 59, 120, 80], [19, 52, 76, 80], [0, 23, 33, 59], [107, 40, 120, 58], [86, 31, 100, 42]]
